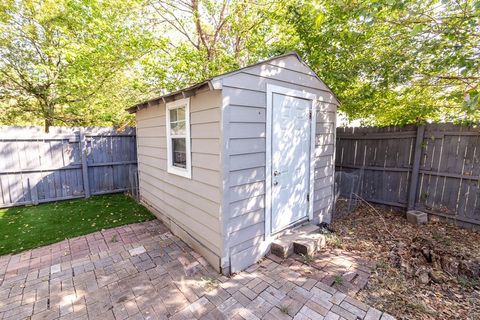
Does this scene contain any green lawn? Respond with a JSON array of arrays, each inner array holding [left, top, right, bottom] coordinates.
[[0, 194, 155, 256]]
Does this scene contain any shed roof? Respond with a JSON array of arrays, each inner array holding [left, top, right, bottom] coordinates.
[[127, 51, 338, 113]]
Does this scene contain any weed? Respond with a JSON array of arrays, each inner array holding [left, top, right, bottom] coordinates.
[[375, 260, 388, 270], [110, 234, 118, 243], [458, 276, 479, 289], [325, 233, 343, 248], [201, 277, 219, 290], [432, 233, 452, 246], [300, 253, 314, 265], [420, 192, 429, 202], [333, 275, 344, 286], [405, 301, 435, 315], [279, 305, 289, 314]]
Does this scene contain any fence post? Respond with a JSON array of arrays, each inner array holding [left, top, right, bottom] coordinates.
[[79, 128, 91, 198], [407, 125, 425, 210]]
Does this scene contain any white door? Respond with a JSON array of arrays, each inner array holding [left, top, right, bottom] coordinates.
[[271, 92, 312, 233]]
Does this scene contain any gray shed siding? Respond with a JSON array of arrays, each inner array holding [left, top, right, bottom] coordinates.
[[220, 55, 338, 273], [133, 53, 337, 274], [136, 90, 224, 270]]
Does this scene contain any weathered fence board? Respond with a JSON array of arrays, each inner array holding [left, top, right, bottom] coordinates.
[[0, 126, 138, 208], [336, 123, 480, 228]]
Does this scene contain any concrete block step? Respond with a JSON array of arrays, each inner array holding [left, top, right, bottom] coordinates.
[[270, 223, 322, 259], [293, 233, 326, 256], [271, 239, 293, 259]]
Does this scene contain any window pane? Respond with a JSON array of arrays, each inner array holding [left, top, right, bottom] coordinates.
[[177, 107, 185, 121], [170, 109, 177, 122], [171, 120, 186, 135], [172, 138, 186, 168]]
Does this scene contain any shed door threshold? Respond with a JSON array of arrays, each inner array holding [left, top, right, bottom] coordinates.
[[272, 216, 309, 237]]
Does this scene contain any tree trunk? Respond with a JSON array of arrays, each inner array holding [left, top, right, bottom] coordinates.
[[43, 103, 54, 133], [44, 118, 53, 133]]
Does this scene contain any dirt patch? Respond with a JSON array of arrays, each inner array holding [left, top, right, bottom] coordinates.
[[330, 199, 480, 320]]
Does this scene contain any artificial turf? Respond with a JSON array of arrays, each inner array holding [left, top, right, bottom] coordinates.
[[0, 193, 155, 256]]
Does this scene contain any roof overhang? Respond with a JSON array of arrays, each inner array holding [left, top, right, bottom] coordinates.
[[126, 79, 222, 114], [126, 51, 341, 114]]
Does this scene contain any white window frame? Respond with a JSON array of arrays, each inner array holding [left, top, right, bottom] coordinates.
[[166, 97, 192, 179]]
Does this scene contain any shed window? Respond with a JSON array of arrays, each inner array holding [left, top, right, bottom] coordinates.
[[166, 98, 191, 178]]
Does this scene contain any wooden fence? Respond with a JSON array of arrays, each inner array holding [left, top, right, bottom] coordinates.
[[0, 126, 138, 208], [336, 123, 480, 228]]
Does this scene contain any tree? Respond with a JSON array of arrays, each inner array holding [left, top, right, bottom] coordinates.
[[0, 0, 159, 131], [142, 0, 297, 91], [288, 0, 480, 125], [1, 0, 478, 129]]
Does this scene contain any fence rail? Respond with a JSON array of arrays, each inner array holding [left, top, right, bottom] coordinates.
[[0, 126, 138, 208], [336, 123, 480, 228]]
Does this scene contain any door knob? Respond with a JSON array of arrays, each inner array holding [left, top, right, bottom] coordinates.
[[273, 181, 279, 186], [273, 170, 280, 176]]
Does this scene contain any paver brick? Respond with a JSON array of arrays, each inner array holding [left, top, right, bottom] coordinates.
[[279, 297, 303, 317], [51, 264, 61, 274], [365, 307, 383, 320], [188, 297, 215, 318], [232, 291, 251, 307], [310, 293, 333, 311], [246, 277, 263, 290], [247, 296, 274, 318], [330, 305, 357, 320], [339, 301, 366, 318], [266, 306, 293, 320], [31, 308, 60, 320], [252, 280, 269, 294], [324, 310, 340, 320], [260, 286, 286, 305], [221, 302, 243, 319], [204, 287, 229, 306], [299, 305, 324, 319], [292, 312, 310, 320], [239, 286, 258, 300], [344, 295, 370, 312], [381, 313, 396, 320], [314, 281, 337, 295], [238, 307, 261, 320], [311, 286, 333, 301], [305, 300, 329, 317], [302, 278, 317, 291], [329, 291, 346, 305]]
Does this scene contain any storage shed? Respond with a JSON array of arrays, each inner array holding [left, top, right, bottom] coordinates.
[[127, 52, 338, 274]]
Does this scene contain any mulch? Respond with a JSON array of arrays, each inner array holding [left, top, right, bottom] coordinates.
[[329, 199, 480, 320]]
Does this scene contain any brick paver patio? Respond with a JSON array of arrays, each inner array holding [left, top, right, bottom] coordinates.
[[0, 220, 395, 320], [271, 249, 375, 298]]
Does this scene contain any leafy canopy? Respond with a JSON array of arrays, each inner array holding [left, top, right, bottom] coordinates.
[[0, 0, 479, 129], [0, 0, 159, 131], [289, 0, 480, 125]]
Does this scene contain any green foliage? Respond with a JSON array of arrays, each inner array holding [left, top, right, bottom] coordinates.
[[288, 0, 480, 125], [458, 275, 479, 289], [141, 0, 297, 91], [0, 0, 160, 130], [334, 275, 344, 286], [0, 194, 154, 255], [325, 233, 343, 248], [300, 253, 314, 264], [201, 276, 220, 291], [1, 0, 479, 128], [110, 234, 118, 243], [279, 305, 290, 314]]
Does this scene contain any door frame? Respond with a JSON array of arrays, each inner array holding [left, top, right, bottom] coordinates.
[[265, 84, 317, 239]]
